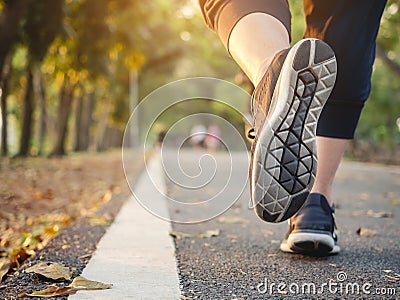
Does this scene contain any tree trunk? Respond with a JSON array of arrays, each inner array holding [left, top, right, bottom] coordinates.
[[0, 54, 12, 156], [0, 1, 31, 82], [50, 80, 74, 156], [93, 95, 112, 152], [34, 66, 48, 156], [74, 91, 95, 151], [18, 65, 34, 157], [73, 92, 83, 151]]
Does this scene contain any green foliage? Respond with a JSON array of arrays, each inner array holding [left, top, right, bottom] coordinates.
[[378, 1, 400, 56], [355, 1, 400, 156], [356, 60, 400, 149]]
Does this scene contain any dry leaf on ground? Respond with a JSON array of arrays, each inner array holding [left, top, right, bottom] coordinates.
[[170, 229, 220, 239], [0, 258, 12, 283], [356, 227, 377, 237], [18, 276, 112, 297], [25, 262, 71, 280], [9, 248, 31, 264], [169, 231, 195, 239], [352, 210, 393, 218], [383, 270, 400, 283], [18, 286, 77, 298], [262, 229, 274, 236], [0, 151, 133, 283], [218, 216, 248, 224], [197, 229, 220, 238], [70, 276, 113, 289], [85, 216, 112, 226]]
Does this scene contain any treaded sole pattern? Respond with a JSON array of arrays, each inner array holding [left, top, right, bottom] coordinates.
[[252, 39, 337, 223]]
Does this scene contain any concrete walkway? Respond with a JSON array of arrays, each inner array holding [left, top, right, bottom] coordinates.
[[70, 155, 180, 299]]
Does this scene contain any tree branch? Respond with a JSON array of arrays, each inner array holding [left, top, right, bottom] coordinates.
[[376, 44, 400, 76]]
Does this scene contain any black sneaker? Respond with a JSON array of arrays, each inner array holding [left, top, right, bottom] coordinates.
[[249, 38, 337, 223], [280, 193, 340, 255]]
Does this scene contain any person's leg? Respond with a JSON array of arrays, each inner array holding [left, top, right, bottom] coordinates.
[[199, 0, 338, 223], [198, 0, 291, 85], [303, 0, 387, 204], [311, 137, 349, 205], [280, 0, 388, 255], [229, 13, 289, 85]]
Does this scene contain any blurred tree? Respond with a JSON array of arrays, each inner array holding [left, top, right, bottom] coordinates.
[[16, 0, 64, 156], [0, 0, 32, 79], [0, 0, 33, 156], [377, 0, 400, 76], [0, 0, 397, 160]]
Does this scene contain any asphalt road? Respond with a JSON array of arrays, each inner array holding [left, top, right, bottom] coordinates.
[[166, 149, 400, 299]]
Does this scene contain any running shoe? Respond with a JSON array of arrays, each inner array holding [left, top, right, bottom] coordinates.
[[280, 193, 340, 255], [249, 38, 337, 222]]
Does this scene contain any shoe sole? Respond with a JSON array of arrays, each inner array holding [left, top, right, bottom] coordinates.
[[251, 39, 337, 223], [280, 231, 340, 255]]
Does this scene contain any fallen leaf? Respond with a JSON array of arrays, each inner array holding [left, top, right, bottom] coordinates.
[[367, 210, 393, 218], [180, 296, 193, 300], [18, 286, 77, 298], [356, 227, 377, 237], [197, 229, 220, 238], [0, 258, 11, 283], [170, 229, 220, 239], [25, 262, 71, 280], [169, 231, 194, 239], [9, 248, 29, 264], [218, 216, 248, 224], [329, 264, 337, 267], [44, 225, 59, 236], [239, 269, 247, 275], [279, 291, 288, 295], [70, 276, 112, 289], [34, 189, 55, 200], [21, 232, 42, 248], [384, 273, 400, 283], [18, 276, 112, 298], [102, 191, 113, 202], [262, 229, 274, 236], [352, 210, 393, 218], [352, 210, 366, 216], [86, 216, 112, 226]]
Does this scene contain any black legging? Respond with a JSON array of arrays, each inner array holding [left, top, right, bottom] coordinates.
[[199, 0, 387, 139]]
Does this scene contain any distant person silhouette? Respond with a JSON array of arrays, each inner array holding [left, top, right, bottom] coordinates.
[[190, 124, 207, 149]]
